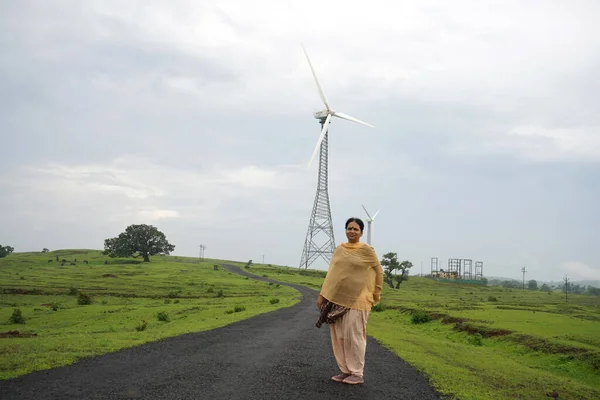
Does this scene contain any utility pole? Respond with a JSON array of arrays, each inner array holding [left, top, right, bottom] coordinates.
[[521, 266, 527, 290], [420, 261, 423, 277], [199, 244, 206, 262], [564, 275, 570, 303], [262, 254, 265, 265]]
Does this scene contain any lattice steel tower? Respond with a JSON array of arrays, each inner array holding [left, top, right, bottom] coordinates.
[[298, 45, 375, 269], [299, 119, 336, 269]]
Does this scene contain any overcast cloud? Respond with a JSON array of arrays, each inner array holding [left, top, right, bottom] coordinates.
[[1, 1, 599, 282]]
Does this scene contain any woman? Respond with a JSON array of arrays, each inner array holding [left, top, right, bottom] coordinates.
[[316, 217, 384, 385]]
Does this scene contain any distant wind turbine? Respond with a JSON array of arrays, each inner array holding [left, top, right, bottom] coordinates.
[[362, 204, 380, 246]]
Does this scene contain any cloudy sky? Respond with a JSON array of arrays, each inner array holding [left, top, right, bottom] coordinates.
[[1, 1, 599, 282]]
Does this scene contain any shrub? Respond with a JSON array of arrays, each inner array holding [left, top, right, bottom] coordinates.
[[216, 289, 224, 298], [9, 308, 25, 324], [68, 287, 78, 295], [135, 320, 148, 331], [372, 303, 386, 312], [270, 298, 280, 304], [77, 292, 93, 305], [206, 287, 214, 293], [488, 296, 498, 302], [411, 310, 431, 324], [225, 305, 246, 314], [157, 311, 169, 322], [469, 333, 483, 346]]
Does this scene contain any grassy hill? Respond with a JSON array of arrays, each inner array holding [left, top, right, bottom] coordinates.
[[2, 250, 599, 399], [0, 250, 299, 379], [240, 263, 600, 400]]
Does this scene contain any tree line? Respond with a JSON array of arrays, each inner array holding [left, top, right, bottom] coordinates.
[[487, 278, 600, 296]]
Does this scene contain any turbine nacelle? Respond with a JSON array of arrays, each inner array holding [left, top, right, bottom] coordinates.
[[313, 110, 330, 120]]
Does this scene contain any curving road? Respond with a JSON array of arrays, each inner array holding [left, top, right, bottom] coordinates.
[[0, 264, 445, 400]]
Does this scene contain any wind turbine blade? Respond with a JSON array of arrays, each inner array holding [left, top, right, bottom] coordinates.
[[361, 204, 372, 220], [302, 44, 331, 110], [307, 113, 332, 169], [372, 209, 380, 220], [333, 112, 375, 128]]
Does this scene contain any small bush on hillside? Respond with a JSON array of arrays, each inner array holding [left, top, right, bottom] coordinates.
[[136, 320, 148, 331], [411, 310, 431, 324], [77, 292, 93, 305], [488, 296, 498, 302], [270, 298, 280, 304], [9, 308, 25, 324], [216, 289, 224, 298], [206, 287, 214, 293], [372, 303, 386, 312], [157, 311, 169, 322], [469, 333, 483, 346], [68, 287, 79, 295], [225, 305, 246, 314]]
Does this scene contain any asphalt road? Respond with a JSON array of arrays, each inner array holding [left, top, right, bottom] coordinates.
[[0, 264, 445, 400]]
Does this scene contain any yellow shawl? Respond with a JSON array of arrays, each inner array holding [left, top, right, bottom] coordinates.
[[319, 241, 383, 309]]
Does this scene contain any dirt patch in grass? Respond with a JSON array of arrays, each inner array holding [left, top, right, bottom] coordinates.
[[452, 322, 513, 338], [573, 314, 600, 322], [0, 330, 38, 338], [510, 334, 590, 355], [1, 288, 56, 295], [175, 306, 209, 315], [394, 307, 512, 338]]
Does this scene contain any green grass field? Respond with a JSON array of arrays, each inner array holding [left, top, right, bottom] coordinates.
[[242, 263, 600, 400], [2, 252, 599, 399], [0, 250, 299, 380]]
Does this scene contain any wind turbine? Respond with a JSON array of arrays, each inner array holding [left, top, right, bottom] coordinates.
[[362, 204, 380, 246], [299, 45, 375, 269], [303, 44, 375, 168]]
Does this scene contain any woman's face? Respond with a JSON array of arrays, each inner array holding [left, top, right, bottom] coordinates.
[[345, 221, 363, 243]]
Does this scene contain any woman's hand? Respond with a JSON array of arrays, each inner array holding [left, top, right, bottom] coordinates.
[[317, 294, 325, 308]]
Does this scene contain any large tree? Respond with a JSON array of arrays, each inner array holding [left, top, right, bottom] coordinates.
[[380, 253, 413, 289], [103, 224, 175, 262], [394, 260, 413, 288], [0, 245, 14, 258], [528, 279, 538, 290], [381, 252, 399, 288]]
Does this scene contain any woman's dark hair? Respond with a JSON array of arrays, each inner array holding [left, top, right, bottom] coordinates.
[[345, 217, 364, 232]]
